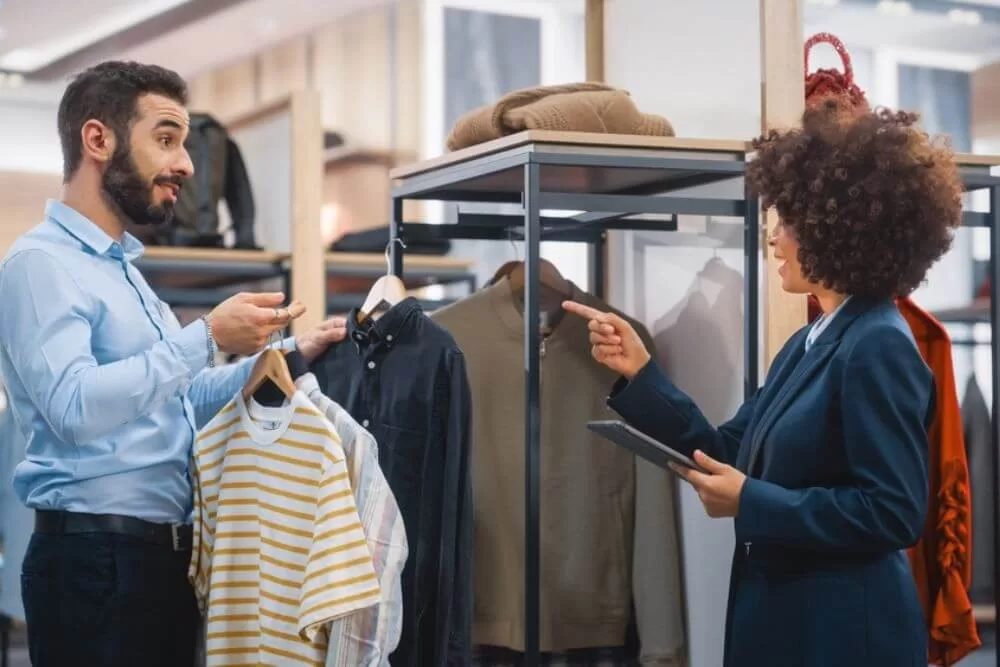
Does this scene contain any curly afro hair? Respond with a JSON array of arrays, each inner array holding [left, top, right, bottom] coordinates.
[[746, 98, 963, 300]]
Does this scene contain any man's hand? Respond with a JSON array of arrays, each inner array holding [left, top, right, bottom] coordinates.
[[670, 451, 747, 518], [562, 300, 651, 379], [206, 292, 305, 356], [295, 316, 349, 363]]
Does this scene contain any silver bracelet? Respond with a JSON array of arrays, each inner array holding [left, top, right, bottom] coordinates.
[[201, 314, 217, 368]]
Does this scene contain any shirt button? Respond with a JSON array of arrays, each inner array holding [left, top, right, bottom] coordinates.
[[367, 361, 376, 370], [386, 335, 393, 342], [362, 419, 370, 428]]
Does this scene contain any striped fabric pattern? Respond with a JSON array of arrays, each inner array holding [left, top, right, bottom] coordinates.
[[297, 373, 408, 667], [189, 390, 382, 667]]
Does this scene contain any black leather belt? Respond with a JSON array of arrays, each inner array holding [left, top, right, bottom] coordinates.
[[34, 510, 192, 552]]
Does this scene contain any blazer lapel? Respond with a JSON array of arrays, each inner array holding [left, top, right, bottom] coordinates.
[[741, 297, 882, 477], [734, 332, 807, 472]]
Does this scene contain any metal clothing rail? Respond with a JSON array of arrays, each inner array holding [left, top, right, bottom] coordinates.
[[386, 130, 759, 665], [933, 162, 1000, 666]]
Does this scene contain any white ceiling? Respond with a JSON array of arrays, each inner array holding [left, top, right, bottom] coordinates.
[[3, 0, 1000, 105], [117, 0, 388, 80], [0, 0, 192, 72]]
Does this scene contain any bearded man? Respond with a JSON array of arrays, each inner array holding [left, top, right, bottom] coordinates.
[[0, 61, 348, 667]]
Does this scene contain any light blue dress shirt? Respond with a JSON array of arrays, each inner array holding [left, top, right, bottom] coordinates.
[[805, 296, 852, 351], [0, 199, 289, 524]]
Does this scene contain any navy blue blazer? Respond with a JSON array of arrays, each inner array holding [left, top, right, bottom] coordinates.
[[608, 297, 935, 667]]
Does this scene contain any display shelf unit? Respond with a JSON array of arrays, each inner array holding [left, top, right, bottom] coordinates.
[[388, 129, 759, 664], [929, 155, 1000, 660]]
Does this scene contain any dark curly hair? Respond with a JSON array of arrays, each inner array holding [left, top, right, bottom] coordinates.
[[58, 61, 188, 182], [746, 98, 963, 299]]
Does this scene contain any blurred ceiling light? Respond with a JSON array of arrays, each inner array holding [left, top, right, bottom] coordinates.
[[947, 8, 983, 25], [877, 0, 913, 16]]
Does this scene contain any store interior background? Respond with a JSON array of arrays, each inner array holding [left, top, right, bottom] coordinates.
[[1, 0, 999, 665]]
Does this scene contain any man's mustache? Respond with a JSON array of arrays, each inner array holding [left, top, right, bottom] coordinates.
[[153, 176, 185, 189]]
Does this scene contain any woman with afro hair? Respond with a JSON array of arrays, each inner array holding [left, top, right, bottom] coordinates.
[[563, 98, 962, 667]]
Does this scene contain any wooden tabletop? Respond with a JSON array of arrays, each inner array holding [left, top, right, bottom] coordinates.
[[390, 130, 1000, 180], [390, 130, 752, 180]]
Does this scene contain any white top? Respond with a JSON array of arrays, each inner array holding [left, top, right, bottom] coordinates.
[[297, 372, 408, 667], [805, 297, 852, 351], [190, 390, 381, 667]]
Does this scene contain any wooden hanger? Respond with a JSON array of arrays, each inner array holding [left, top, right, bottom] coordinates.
[[242, 332, 296, 401], [357, 239, 409, 324]]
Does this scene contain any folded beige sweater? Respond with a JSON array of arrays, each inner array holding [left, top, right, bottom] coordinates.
[[446, 82, 674, 151]]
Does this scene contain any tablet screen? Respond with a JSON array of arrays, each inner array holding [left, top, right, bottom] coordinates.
[[587, 419, 707, 475]]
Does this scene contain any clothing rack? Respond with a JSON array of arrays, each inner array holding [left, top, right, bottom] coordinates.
[[386, 129, 760, 664], [932, 155, 1000, 665]]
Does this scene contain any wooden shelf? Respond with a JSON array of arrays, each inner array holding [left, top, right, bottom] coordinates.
[[326, 251, 475, 290], [326, 251, 472, 270], [140, 246, 288, 264], [389, 130, 1000, 181], [324, 145, 416, 168], [974, 603, 996, 625], [391, 130, 750, 180], [957, 153, 1000, 168], [136, 247, 289, 291]]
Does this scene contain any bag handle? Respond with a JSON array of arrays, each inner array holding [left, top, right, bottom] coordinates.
[[804, 32, 853, 83]]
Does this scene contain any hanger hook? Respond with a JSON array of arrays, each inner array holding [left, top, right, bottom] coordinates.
[[268, 329, 280, 350], [384, 237, 408, 275], [508, 228, 520, 261]]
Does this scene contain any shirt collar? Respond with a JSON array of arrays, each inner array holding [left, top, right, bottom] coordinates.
[[346, 297, 422, 348], [806, 295, 852, 349], [45, 199, 146, 262]]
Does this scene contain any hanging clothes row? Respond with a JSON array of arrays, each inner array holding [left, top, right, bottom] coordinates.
[[191, 256, 685, 667], [425, 267, 686, 666], [190, 361, 410, 667], [961, 373, 995, 606], [309, 297, 475, 667]]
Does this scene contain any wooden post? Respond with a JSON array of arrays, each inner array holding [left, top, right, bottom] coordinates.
[[585, 0, 604, 83], [759, 0, 806, 368], [289, 89, 325, 334]]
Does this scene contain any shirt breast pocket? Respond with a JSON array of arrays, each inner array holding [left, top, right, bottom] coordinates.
[[374, 423, 425, 508]]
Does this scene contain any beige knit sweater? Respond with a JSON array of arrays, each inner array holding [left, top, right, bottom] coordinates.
[[446, 82, 675, 151], [430, 279, 686, 665]]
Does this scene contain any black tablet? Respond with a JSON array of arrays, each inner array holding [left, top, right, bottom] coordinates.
[[587, 419, 707, 475]]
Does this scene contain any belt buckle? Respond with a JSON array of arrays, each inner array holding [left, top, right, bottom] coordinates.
[[171, 524, 182, 552]]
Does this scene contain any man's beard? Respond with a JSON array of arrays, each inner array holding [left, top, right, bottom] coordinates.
[[101, 146, 180, 227]]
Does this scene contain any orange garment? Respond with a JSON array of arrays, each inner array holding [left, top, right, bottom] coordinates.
[[896, 296, 979, 665]]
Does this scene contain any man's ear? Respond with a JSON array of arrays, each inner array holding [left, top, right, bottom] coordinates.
[[80, 119, 116, 166]]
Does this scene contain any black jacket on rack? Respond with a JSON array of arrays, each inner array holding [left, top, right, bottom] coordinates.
[[309, 297, 473, 667], [962, 374, 994, 602]]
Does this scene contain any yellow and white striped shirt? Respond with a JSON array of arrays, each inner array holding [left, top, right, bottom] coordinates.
[[189, 390, 381, 666]]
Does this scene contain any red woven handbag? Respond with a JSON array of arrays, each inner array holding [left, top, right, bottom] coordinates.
[[804, 32, 869, 109]]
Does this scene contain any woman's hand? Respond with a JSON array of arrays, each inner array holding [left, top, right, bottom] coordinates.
[[670, 450, 747, 518], [562, 301, 651, 379]]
